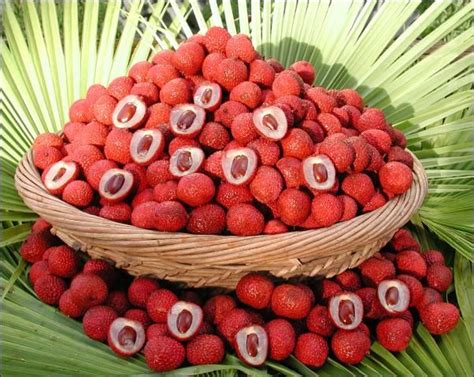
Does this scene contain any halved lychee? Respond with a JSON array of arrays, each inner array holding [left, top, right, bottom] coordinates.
[[329, 293, 363, 330], [166, 301, 203, 341], [129, 129, 164, 166], [193, 82, 222, 112], [107, 317, 145, 357], [235, 325, 269, 367], [98, 168, 134, 203], [43, 161, 79, 195], [169, 104, 206, 138], [252, 106, 288, 141], [302, 155, 336, 191], [169, 146, 205, 177], [221, 147, 258, 186], [377, 279, 410, 314], [112, 94, 147, 129]]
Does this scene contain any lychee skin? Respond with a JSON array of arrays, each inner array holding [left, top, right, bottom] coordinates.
[[152, 49, 175, 65], [128, 61, 153, 82], [311, 193, 343, 227], [341, 173, 376, 206], [204, 295, 236, 325], [199, 122, 230, 151], [83, 305, 118, 341], [100, 203, 132, 223], [172, 42, 205, 76], [278, 189, 312, 226], [281, 129, 314, 159], [146, 323, 169, 339], [376, 318, 412, 352], [247, 138, 281, 166], [69, 99, 93, 123], [187, 204, 226, 235], [272, 70, 304, 98], [356, 287, 386, 319], [86, 84, 108, 104], [147, 63, 180, 89], [131, 202, 160, 230], [34, 274, 67, 305], [214, 100, 249, 128], [276, 157, 303, 188], [250, 166, 284, 204], [204, 27, 231, 54], [70, 273, 108, 309], [231, 113, 259, 145], [62, 180, 94, 208], [59, 289, 86, 318], [106, 291, 131, 316], [20, 230, 56, 263], [32, 145, 63, 170], [92, 95, 117, 125], [415, 287, 443, 313], [390, 228, 420, 252], [104, 128, 132, 165], [355, 108, 386, 132], [271, 284, 312, 320], [217, 308, 254, 343], [230, 81, 262, 109], [359, 257, 396, 286], [264, 319, 296, 361], [289, 60, 315, 84], [334, 271, 361, 292], [236, 273, 274, 310], [202, 52, 226, 82], [295, 333, 329, 368], [216, 183, 253, 209], [159, 78, 191, 106], [29, 261, 50, 286], [128, 277, 159, 308], [379, 161, 413, 195], [186, 334, 225, 365], [176, 173, 216, 207], [107, 76, 135, 100], [154, 201, 188, 232], [420, 302, 460, 335], [306, 305, 336, 337], [226, 203, 265, 236], [423, 250, 445, 266], [216, 58, 249, 91], [249, 59, 276, 88], [83, 259, 119, 289], [426, 265, 453, 292], [146, 160, 173, 187], [144, 336, 185, 372], [46, 245, 81, 278], [331, 329, 371, 365], [225, 34, 257, 63], [124, 308, 152, 329], [397, 274, 424, 307], [395, 250, 427, 279], [146, 288, 178, 323], [153, 181, 178, 203]]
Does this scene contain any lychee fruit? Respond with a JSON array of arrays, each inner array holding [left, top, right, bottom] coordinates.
[[331, 328, 371, 365], [395, 250, 427, 279], [226, 203, 265, 236], [204, 295, 236, 325], [416, 287, 443, 313], [107, 76, 134, 100], [217, 308, 255, 343], [131, 201, 159, 229], [106, 291, 131, 316], [390, 228, 420, 252], [146, 63, 180, 88], [225, 34, 257, 63], [176, 173, 215, 207], [359, 257, 396, 286], [281, 128, 314, 159], [335, 271, 362, 292], [83, 305, 118, 341], [295, 333, 329, 367], [230, 113, 259, 145], [377, 279, 410, 314], [98, 168, 134, 204], [250, 166, 283, 204], [230, 81, 262, 109], [193, 81, 222, 111], [376, 318, 412, 352], [264, 319, 296, 361], [69, 99, 93, 123], [355, 108, 386, 132], [277, 189, 311, 226], [46, 245, 81, 278], [426, 265, 452, 292], [59, 289, 86, 318], [387, 146, 414, 168], [420, 302, 460, 335], [215, 58, 248, 91], [172, 42, 205, 76], [32, 145, 63, 170], [214, 100, 249, 127], [234, 325, 269, 366], [289, 61, 315, 84], [124, 309, 152, 329], [302, 155, 336, 191], [70, 273, 108, 309], [363, 191, 387, 213], [249, 59, 276, 87], [146, 288, 178, 323], [166, 301, 203, 340], [253, 105, 289, 141], [336, 89, 364, 110], [341, 173, 376, 206], [108, 318, 146, 357], [62, 180, 94, 208], [129, 129, 165, 166], [361, 129, 392, 155], [397, 274, 424, 307], [247, 138, 281, 166], [328, 292, 364, 330], [160, 78, 192, 105], [144, 335, 185, 372], [83, 259, 119, 289], [379, 161, 413, 195], [198, 122, 230, 151], [186, 334, 225, 365], [103, 129, 132, 164], [221, 147, 258, 186], [154, 201, 188, 232], [147, 323, 169, 339], [204, 26, 231, 53], [236, 273, 274, 310], [34, 274, 67, 305], [20, 230, 56, 263], [153, 181, 178, 203], [311, 193, 343, 227], [146, 160, 173, 187], [28, 260, 50, 286], [356, 287, 386, 319], [216, 183, 253, 209], [271, 284, 312, 320], [272, 70, 304, 98], [186, 204, 226, 235], [100, 203, 132, 223], [306, 305, 336, 337], [202, 52, 225, 81], [423, 250, 445, 266], [125, 280, 158, 312]]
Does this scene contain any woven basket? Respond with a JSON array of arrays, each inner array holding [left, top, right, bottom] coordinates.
[[15, 150, 427, 288]]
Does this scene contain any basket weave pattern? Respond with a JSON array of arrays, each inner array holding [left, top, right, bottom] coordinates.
[[16, 150, 428, 288]]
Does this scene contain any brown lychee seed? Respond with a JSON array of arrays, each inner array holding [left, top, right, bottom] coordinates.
[[129, 129, 164, 166], [98, 168, 135, 203], [166, 301, 204, 341], [235, 325, 269, 367], [302, 155, 336, 191], [377, 279, 410, 314], [252, 106, 288, 141], [169, 104, 206, 138], [221, 147, 259, 186], [108, 318, 146, 357], [169, 146, 205, 177], [193, 82, 222, 112], [112, 94, 147, 129], [328, 293, 364, 330], [43, 161, 79, 195]]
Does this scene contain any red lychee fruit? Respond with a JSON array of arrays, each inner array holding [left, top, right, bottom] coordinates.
[[272, 70, 304, 98], [103, 128, 132, 164], [264, 319, 296, 361], [204, 26, 231, 53], [46, 245, 81, 278], [146, 288, 178, 323], [230, 81, 262, 109], [202, 52, 225, 82], [147, 323, 168, 339], [86, 84, 108, 103], [131, 201, 160, 229], [29, 260, 50, 286], [295, 333, 329, 367], [359, 257, 396, 286], [108, 318, 146, 357], [186, 334, 225, 365], [366, 144, 384, 172], [204, 295, 236, 325], [276, 157, 303, 188], [128, 61, 153, 83], [91, 95, 117, 125], [34, 274, 67, 305], [247, 138, 281, 166], [395, 250, 427, 279], [146, 63, 180, 88], [62, 180, 94, 208], [154, 201, 188, 232], [186, 204, 226, 235], [217, 308, 254, 343], [125, 308, 152, 329], [231, 113, 259, 145], [426, 265, 453, 292], [341, 173, 376, 206], [34, 133, 63, 149], [281, 129, 314, 159], [83, 305, 118, 341], [216, 58, 248, 91], [176, 173, 215, 207], [144, 336, 185, 372], [249, 59, 276, 87], [376, 317, 412, 352], [301, 121, 325, 144], [271, 284, 312, 320], [100, 203, 132, 223], [153, 181, 177, 203], [355, 108, 386, 132], [198, 122, 230, 150], [59, 289, 86, 318], [356, 287, 386, 319], [84, 160, 117, 191], [307, 89, 336, 114], [266, 58, 284, 73], [31, 218, 52, 233], [236, 273, 274, 310], [319, 138, 355, 173], [363, 191, 387, 213], [334, 271, 361, 292], [311, 193, 343, 227], [316, 280, 343, 304], [361, 129, 392, 155], [106, 291, 131, 316], [306, 305, 336, 337], [387, 146, 414, 169], [132, 187, 154, 207], [203, 151, 224, 179], [159, 78, 191, 105], [214, 100, 249, 127], [397, 274, 424, 307], [338, 195, 359, 222], [423, 250, 445, 266], [69, 99, 93, 123], [172, 42, 205, 76], [226, 203, 265, 236], [250, 166, 283, 204], [390, 228, 420, 252], [146, 160, 173, 186], [379, 161, 413, 195], [416, 287, 443, 313], [152, 49, 175, 65], [331, 328, 371, 365], [289, 61, 315, 84], [20, 230, 56, 263], [336, 89, 364, 110], [145, 103, 172, 130], [277, 189, 311, 226], [216, 182, 253, 209], [70, 273, 108, 309], [225, 34, 257, 63], [107, 76, 134, 100], [83, 259, 119, 289], [32, 145, 63, 170], [420, 302, 460, 335], [73, 121, 108, 147]]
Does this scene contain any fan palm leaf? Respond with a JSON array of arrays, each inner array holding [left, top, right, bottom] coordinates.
[[1, 0, 473, 375]]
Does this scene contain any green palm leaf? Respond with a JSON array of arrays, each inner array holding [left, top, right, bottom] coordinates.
[[1, 0, 473, 375]]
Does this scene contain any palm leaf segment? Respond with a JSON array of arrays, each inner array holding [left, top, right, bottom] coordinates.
[[1, 1, 473, 375]]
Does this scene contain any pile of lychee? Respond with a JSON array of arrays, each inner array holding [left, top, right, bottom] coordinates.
[[32, 27, 415, 235], [22, 218, 460, 372]]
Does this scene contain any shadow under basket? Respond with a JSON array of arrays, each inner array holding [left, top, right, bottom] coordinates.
[[15, 150, 428, 289]]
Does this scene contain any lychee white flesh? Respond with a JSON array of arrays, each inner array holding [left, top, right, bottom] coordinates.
[[44, 161, 78, 193], [252, 106, 288, 141], [167, 301, 203, 340], [108, 318, 145, 356], [130, 129, 164, 165], [302, 155, 336, 190], [235, 325, 269, 366], [329, 293, 363, 330], [169, 146, 205, 177], [112, 94, 147, 129], [98, 168, 134, 202], [221, 147, 258, 186], [193, 82, 222, 111], [377, 279, 410, 314]]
